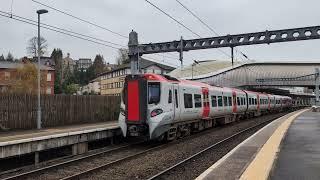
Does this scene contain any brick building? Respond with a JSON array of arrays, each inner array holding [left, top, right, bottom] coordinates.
[[0, 61, 55, 94]]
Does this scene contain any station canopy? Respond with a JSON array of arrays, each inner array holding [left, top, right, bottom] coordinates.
[[169, 60, 242, 79]]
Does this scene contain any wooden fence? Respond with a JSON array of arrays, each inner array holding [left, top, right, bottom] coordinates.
[[0, 94, 120, 130]]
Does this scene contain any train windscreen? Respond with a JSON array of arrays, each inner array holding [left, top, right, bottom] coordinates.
[[148, 82, 160, 104]]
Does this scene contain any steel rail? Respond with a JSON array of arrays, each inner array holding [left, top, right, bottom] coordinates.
[[60, 143, 169, 180], [2, 141, 145, 180], [146, 119, 275, 180], [61, 114, 284, 180], [2, 113, 288, 180]]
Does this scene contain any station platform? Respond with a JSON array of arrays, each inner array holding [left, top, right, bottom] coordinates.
[[0, 121, 120, 160], [196, 108, 318, 180]]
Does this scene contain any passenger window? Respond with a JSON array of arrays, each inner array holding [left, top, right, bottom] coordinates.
[[237, 97, 240, 106], [223, 96, 228, 106], [255, 98, 257, 105], [194, 94, 202, 108], [148, 82, 160, 104], [211, 96, 217, 107], [168, 90, 172, 103], [175, 89, 178, 108], [228, 97, 232, 106], [218, 96, 223, 107], [184, 93, 193, 108]]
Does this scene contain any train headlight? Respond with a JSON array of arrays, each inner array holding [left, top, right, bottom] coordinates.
[[151, 109, 163, 117]]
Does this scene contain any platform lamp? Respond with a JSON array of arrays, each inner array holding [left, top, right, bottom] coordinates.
[[36, 9, 48, 129]]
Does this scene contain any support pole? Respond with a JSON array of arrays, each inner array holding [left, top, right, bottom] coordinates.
[[315, 68, 319, 106], [179, 36, 183, 68], [128, 30, 139, 75], [37, 13, 41, 129], [231, 46, 234, 67]]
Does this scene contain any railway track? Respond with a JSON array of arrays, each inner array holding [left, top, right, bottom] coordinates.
[[59, 143, 170, 180], [56, 114, 285, 180], [1, 141, 148, 180], [2, 125, 226, 180], [147, 119, 274, 180], [2, 112, 289, 180]]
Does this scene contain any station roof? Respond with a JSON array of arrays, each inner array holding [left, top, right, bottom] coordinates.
[[184, 61, 320, 88], [169, 60, 241, 78], [170, 60, 320, 80]]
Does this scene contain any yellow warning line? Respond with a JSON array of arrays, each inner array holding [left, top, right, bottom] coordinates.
[[239, 109, 308, 180]]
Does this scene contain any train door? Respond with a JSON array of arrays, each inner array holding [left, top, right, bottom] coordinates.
[[202, 88, 210, 119], [168, 85, 175, 120], [232, 91, 237, 113], [173, 84, 180, 121], [257, 94, 260, 112]]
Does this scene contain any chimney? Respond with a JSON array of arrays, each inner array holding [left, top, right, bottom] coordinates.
[[67, 53, 70, 58]]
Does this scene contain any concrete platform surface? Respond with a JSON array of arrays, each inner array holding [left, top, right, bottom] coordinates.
[[270, 110, 320, 180], [0, 121, 120, 159], [196, 109, 308, 180], [0, 121, 119, 145]]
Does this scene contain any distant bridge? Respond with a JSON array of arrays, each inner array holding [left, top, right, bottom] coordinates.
[[191, 62, 320, 89]]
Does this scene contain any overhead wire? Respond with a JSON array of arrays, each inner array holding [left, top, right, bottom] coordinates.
[[32, 0, 128, 39], [0, 10, 125, 48], [10, 0, 14, 17], [143, 55, 180, 68], [0, 11, 121, 50], [145, 0, 201, 38], [146, 0, 232, 59], [174, 0, 219, 36], [175, 0, 262, 74], [0, 10, 178, 68], [31, 0, 258, 71], [32, 0, 182, 65]]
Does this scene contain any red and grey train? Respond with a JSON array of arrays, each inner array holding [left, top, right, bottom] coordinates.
[[119, 73, 292, 141]]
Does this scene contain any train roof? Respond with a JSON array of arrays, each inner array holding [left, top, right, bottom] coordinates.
[[143, 74, 292, 99], [144, 73, 212, 88]]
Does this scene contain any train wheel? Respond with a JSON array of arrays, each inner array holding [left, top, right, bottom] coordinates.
[[157, 133, 167, 143], [184, 125, 191, 136]]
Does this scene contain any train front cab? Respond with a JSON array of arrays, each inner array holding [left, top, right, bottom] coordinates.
[[119, 74, 177, 140], [119, 74, 149, 138]]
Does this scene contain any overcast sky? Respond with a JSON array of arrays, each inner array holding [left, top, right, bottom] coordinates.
[[0, 0, 319, 67]]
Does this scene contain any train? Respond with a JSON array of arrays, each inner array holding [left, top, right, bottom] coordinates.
[[118, 73, 293, 141]]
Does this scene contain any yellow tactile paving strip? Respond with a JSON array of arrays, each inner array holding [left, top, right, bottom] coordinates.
[[239, 109, 308, 180]]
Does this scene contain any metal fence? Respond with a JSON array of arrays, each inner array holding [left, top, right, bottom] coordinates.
[[0, 94, 120, 130]]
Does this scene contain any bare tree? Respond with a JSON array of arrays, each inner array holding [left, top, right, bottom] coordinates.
[[116, 48, 130, 65], [6, 52, 14, 61], [27, 36, 48, 57]]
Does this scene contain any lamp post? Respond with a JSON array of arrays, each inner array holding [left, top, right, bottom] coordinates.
[[36, 9, 48, 129]]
